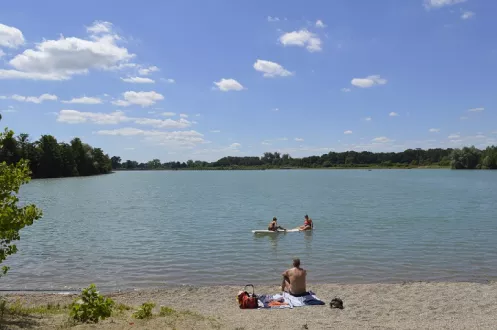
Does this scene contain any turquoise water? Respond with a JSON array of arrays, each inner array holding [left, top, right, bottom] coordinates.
[[1, 169, 497, 291]]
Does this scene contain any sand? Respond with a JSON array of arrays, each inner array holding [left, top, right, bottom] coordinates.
[[2, 281, 497, 329]]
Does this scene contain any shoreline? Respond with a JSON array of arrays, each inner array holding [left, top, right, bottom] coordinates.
[[3, 281, 497, 329]]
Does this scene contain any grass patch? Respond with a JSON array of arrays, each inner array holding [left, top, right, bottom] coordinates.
[[159, 306, 220, 329], [2, 299, 67, 317]]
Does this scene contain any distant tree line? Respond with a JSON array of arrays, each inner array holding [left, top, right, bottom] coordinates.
[[111, 146, 497, 170], [0, 128, 112, 178]]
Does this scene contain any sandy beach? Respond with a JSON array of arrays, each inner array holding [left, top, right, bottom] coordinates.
[[2, 281, 497, 329]]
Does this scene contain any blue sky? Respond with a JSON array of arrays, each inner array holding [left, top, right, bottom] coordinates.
[[0, 0, 496, 162]]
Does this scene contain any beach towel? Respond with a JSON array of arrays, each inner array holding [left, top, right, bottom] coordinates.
[[256, 291, 325, 309]]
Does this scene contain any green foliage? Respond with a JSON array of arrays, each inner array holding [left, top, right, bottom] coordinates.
[[159, 306, 175, 316], [0, 127, 43, 275], [69, 284, 114, 324], [113, 146, 497, 170], [132, 302, 155, 319], [0, 117, 112, 178]]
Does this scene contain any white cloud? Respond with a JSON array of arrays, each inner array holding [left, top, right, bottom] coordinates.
[[0, 23, 25, 48], [210, 130, 221, 133], [166, 78, 175, 84], [3, 93, 58, 103], [351, 75, 387, 88], [0, 49, 5, 58], [423, 0, 466, 9], [315, 20, 326, 28], [295, 137, 304, 142], [372, 136, 391, 143], [213, 78, 245, 92], [229, 143, 241, 149], [56, 109, 192, 129], [61, 96, 102, 104], [96, 128, 205, 147], [461, 11, 475, 20], [279, 29, 322, 52], [86, 21, 113, 34], [57, 110, 129, 124], [180, 114, 188, 118], [468, 107, 484, 112], [121, 77, 155, 84], [0, 21, 134, 81], [138, 66, 159, 76], [262, 141, 271, 146], [267, 16, 280, 22], [429, 128, 440, 133], [448, 134, 460, 139], [162, 112, 176, 117], [272, 108, 279, 112], [363, 116, 372, 121], [389, 112, 399, 117], [344, 130, 353, 134], [341, 88, 351, 92], [133, 117, 192, 129], [1, 106, 17, 113], [112, 91, 164, 107], [253, 59, 293, 78]]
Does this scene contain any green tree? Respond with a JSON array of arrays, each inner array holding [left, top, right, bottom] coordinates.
[[0, 123, 43, 275], [111, 156, 121, 169]]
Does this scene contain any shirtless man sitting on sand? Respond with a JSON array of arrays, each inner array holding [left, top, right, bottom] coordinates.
[[281, 258, 307, 296]]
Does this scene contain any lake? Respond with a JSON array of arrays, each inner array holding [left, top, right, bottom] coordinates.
[[1, 169, 497, 292]]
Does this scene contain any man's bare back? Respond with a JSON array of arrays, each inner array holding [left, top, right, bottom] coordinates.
[[281, 258, 307, 295]]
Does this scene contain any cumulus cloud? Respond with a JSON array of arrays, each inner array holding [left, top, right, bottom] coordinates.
[[165, 78, 175, 84], [295, 137, 304, 142], [138, 66, 159, 76], [267, 16, 280, 22], [363, 116, 372, 121], [389, 112, 399, 117], [213, 78, 245, 92], [372, 136, 391, 143], [0, 23, 25, 48], [253, 59, 293, 78], [351, 75, 387, 88], [112, 91, 164, 107], [461, 11, 475, 20], [315, 20, 326, 28], [429, 128, 440, 133], [279, 29, 322, 52], [121, 76, 155, 83], [86, 21, 113, 34], [96, 128, 205, 147], [229, 143, 241, 149], [61, 96, 102, 104], [56, 109, 192, 129], [2, 93, 57, 103], [0, 49, 4, 58], [468, 107, 484, 112], [344, 130, 353, 134], [0, 20, 134, 81], [162, 112, 176, 117], [179, 114, 188, 118], [423, 0, 466, 10]]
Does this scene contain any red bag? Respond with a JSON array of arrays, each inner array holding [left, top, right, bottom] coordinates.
[[236, 284, 258, 309]]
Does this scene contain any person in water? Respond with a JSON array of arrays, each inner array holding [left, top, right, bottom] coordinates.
[[299, 214, 313, 231], [268, 217, 286, 231], [281, 258, 307, 296]]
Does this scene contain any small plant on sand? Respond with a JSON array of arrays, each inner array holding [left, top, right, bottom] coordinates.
[[69, 284, 114, 323], [132, 302, 155, 319], [159, 306, 175, 316]]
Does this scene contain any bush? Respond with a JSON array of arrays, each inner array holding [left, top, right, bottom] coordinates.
[[159, 306, 175, 316], [133, 302, 155, 319], [69, 284, 114, 323]]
